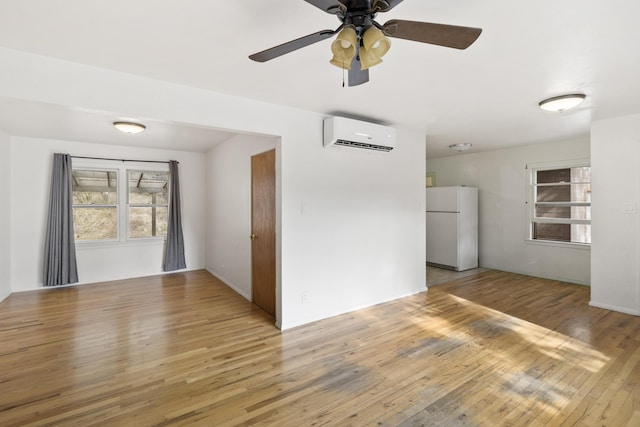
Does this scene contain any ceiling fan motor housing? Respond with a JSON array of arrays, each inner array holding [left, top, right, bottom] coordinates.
[[330, 0, 392, 13]]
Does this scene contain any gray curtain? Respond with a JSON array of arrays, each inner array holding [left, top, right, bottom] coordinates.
[[43, 153, 79, 286], [163, 160, 186, 271]]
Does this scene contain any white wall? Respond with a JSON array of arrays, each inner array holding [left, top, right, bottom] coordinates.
[[0, 128, 11, 302], [426, 138, 591, 285], [10, 136, 206, 291], [1, 47, 427, 329], [281, 128, 426, 328], [205, 134, 278, 300], [591, 113, 640, 315]]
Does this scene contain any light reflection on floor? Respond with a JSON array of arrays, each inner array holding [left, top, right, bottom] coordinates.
[[413, 271, 617, 424]]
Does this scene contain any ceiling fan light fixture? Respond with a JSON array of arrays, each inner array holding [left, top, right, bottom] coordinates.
[[360, 47, 383, 70], [362, 26, 391, 58], [329, 56, 352, 70], [360, 26, 391, 70], [538, 94, 586, 112], [329, 26, 357, 69], [449, 143, 472, 152], [248, 2, 483, 86], [113, 121, 146, 134]]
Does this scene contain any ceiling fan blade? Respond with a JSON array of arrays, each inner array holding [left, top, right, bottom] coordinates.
[[249, 29, 336, 62], [348, 55, 369, 87], [303, 0, 347, 14], [382, 19, 482, 50]]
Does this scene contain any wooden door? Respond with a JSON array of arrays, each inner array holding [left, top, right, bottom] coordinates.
[[251, 149, 276, 317]]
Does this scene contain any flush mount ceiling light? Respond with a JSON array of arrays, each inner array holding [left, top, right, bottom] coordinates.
[[449, 143, 472, 152], [538, 94, 586, 112], [113, 121, 146, 134]]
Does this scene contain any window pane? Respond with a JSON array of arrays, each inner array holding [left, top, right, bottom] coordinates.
[[537, 168, 570, 184], [73, 207, 117, 240], [535, 206, 591, 220], [129, 207, 168, 238], [536, 184, 591, 203], [73, 191, 117, 205], [536, 184, 569, 203], [72, 170, 117, 204], [535, 205, 571, 219], [128, 171, 168, 205], [156, 191, 168, 205], [533, 222, 571, 242], [536, 167, 590, 184], [570, 183, 591, 203], [533, 223, 590, 243], [571, 166, 591, 183], [572, 224, 591, 244]]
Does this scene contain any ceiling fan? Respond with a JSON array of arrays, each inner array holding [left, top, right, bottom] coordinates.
[[249, 0, 482, 86]]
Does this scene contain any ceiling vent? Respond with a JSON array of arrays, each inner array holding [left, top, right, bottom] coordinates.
[[323, 116, 396, 152]]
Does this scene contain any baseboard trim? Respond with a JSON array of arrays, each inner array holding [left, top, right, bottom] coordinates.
[[12, 268, 203, 293], [480, 264, 590, 286], [589, 301, 640, 316], [205, 268, 251, 301], [279, 288, 425, 331]]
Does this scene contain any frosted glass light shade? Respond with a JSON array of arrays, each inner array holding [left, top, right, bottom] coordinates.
[[359, 26, 391, 70], [113, 122, 146, 134], [362, 27, 390, 58], [330, 56, 352, 70], [360, 48, 383, 70], [538, 94, 586, 112], [330, 27, 357, 69]]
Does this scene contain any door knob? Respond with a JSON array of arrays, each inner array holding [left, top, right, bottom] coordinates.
[[250, 234, 256, 240]]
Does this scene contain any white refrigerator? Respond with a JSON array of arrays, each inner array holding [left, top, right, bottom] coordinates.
[[426, 186, 478, 271]]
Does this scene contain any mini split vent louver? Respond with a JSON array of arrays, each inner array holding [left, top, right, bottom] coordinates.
[[323, 117, 396, 152], [334, 139, 394, 152]]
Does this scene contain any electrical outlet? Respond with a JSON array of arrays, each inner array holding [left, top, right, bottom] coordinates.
[[623, 203, 637, 214], [301, 291, 308, 304]]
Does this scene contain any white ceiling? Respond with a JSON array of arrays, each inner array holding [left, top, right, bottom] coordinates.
[[0, 0, 639, 157], [0, 97, 237, 152]]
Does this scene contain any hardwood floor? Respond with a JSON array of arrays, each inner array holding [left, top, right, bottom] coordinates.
[[1, 269, 639, 426], [426, 265, 491, 287]]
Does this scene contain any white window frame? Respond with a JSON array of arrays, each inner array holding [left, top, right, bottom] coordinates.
[[72, 158, 169, 246], [526, 159, 591, 249]]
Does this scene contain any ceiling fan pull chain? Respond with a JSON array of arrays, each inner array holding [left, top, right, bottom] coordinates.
[[342, 59, 346, 87]]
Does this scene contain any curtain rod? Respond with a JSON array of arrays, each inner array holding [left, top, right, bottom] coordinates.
[[70, 155, 177, 164]]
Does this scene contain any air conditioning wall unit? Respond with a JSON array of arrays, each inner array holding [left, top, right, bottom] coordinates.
[[323, 116, 396, 152]]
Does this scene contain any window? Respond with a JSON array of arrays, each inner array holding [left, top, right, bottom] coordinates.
[[71, 160, 169, 243], [529, 161, 591, 245], [72, 169, 118, 241], [128, 170, 169, 238]]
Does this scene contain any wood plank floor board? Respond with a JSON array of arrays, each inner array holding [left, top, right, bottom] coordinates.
[[2, 269, 640, 426], [625, 409, 640, 427]]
